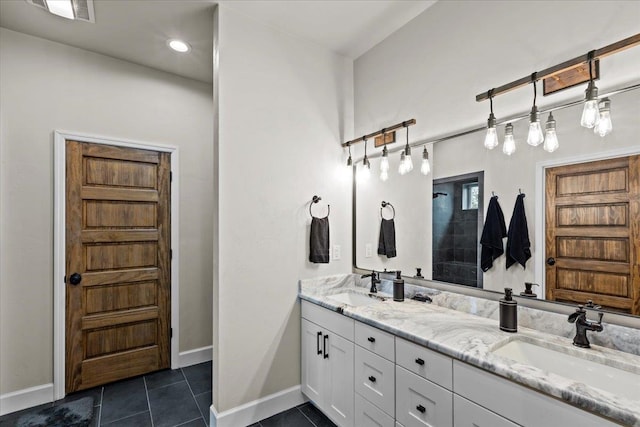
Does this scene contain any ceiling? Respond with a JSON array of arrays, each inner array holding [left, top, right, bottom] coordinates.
[[0, 0, 436, 84]]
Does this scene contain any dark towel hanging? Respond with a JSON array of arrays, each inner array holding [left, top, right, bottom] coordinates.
[[480, 196, 507, 271], [506, 193, 531, 269], [378, 218, 397, 258], [309, 216, 330, 263]]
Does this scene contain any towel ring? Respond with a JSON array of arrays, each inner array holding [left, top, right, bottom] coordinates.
[[381, 201, 395, 219], [310, 195, 330, 218]]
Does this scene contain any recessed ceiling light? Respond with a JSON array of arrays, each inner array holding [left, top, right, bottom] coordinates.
[[46, 0, 75, 19], [168, 39, 191, 53]]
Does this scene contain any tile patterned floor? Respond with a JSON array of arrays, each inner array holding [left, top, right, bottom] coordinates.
[[0, 361, 335, 427]]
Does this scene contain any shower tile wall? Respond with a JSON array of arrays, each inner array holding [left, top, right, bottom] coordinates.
[[432, 181, 478, 287]]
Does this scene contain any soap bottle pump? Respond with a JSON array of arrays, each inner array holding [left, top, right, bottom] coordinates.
[[499, 288, 517, 333], [393, 271, 404, 302]]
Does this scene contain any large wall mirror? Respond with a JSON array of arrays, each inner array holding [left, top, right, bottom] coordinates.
[[355, 87, 640, 318]]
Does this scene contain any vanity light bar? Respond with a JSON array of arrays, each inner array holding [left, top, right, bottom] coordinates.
[[475, 33, 640, 102], [341, 119, 416, 148]]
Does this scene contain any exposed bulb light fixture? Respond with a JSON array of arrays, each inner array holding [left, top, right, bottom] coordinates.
[[594, 97, 613, 137], [502, 123, 516, 156], [581, 51, 599, 128], [346, 142, 352, 166], [361, 137, 371, 180], [484, 89, 499, 149], [420, 146, 431, 176], [526, 75, 544, 146], [543, 113, 559, 153], [402, 122, 414, 173], [398, 151, 407, 175], [380, 145, 389, 181], [168, 39, 191, 53], [46, 0, 75, 19]]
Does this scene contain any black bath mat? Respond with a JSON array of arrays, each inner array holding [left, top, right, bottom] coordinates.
[[15, 397, 93, 427]]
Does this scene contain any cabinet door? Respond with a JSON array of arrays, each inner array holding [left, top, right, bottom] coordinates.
[[301, 319, 324, 405], [396, 366, 453, 427], [325, 332, 355, 427], [453, 395, 518, 427]]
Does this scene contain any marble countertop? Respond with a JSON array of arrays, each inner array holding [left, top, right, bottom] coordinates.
[[299, 274, 640, 427]]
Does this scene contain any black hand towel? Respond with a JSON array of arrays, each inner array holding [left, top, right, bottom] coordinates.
[[506, 193, 531, 269], [309, 216, 330, 263], [480, 196, 507, 272], [377, 218, 397, 258]]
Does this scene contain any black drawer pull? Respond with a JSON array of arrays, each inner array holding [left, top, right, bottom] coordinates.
[[316, 331, 322, 355], [367, 336, 376, 343], [415, 358, 425, 365], [416, 404, 426, 413], [368, 375, 376, 383]]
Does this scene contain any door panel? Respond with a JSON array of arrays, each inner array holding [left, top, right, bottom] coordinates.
[[326, 333, 355, 427], [546, 155, 640, 315], [66, 141, 170, 392], [301, 319, 324, 404]]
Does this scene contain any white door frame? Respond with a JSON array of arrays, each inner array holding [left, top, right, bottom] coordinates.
[[53, 130, 180, 400], [534, 145, 640, 298]]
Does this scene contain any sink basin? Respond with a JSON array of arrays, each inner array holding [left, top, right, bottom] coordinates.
[[328, 292, 381, 307], [492, 338, 640, 401]]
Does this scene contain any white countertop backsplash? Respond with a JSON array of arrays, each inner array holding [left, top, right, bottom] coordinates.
[[299, 273, 640, 427]]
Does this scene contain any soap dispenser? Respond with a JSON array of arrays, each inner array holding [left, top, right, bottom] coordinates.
[[499, 288, 517, 333], [393, 271, 404, 302]]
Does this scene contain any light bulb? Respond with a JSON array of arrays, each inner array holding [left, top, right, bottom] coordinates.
[[358, 159, 371, 182], [594, 98, 612, 137], [580, 82, 599, 128], [404, 145, 413, 173], [380, 146, 389, 172], [527, 107, 543, 146], [398, 151, 407, 175], [380, 169, 389, 181], [502, 123, 516, 156], [543, 113, 559, 153], [420, 146, 430, 175], [484, 127, 499, 149]]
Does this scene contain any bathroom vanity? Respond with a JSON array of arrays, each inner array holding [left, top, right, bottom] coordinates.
[[299, 275, 640, 427]]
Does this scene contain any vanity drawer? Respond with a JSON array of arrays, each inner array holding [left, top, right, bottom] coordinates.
[[396, 366, 453, 427], [301, 300, 354, 340], [453, 395, 518, 427], [396, 338, 453, 390], [355, 321, 395, 361], [355, 393, 395, 427], [355, 346, 395, 416]]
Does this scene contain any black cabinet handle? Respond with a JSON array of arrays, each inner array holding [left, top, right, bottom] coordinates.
[[415, 358, 425, 366], [316, 332, 322, 355], [546, 257, 556, 266], [368, 375, 376, 383], [323, 334, 329, 359], [367, 336, 376, 343], [416, 404, 426, 413]]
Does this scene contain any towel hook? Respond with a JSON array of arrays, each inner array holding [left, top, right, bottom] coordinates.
[[491, 191, 497, 197], [381, 201, 395, 219], [309, 195, 330, 218]]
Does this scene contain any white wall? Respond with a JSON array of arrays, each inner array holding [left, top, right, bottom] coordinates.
[[354, 1, 640, 293], [214, 5, 353, 413], [0, 29, 213, 395]]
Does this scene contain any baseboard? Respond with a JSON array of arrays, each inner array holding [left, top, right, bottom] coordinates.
[[178, 345, 212, 368], [0, 383, 54, 416], [210, 385, 307, 427]]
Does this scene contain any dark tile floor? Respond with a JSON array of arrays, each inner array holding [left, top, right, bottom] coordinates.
[[0, 361, 335, 427]]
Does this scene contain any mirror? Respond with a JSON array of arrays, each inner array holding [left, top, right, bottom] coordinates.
[[355, 88, 640, 317]]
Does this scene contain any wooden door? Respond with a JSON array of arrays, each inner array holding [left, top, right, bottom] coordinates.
[[545, 155, 640, 315], [66, 141, 171, 392]]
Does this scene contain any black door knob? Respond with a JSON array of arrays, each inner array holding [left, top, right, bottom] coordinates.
[[69, 273, 82, 285], [546, 257, 556, 266]]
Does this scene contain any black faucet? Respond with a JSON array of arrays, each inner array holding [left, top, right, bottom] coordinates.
[[361, 271, 381, 293], [567, 305, 604, 348]]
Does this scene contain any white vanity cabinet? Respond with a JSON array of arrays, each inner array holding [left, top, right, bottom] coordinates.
[[301, 301, 355, 427]]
